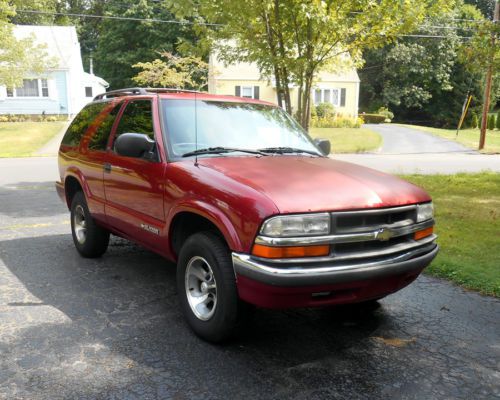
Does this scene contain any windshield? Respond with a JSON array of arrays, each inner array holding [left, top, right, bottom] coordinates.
[[161, 99, 321, 158]]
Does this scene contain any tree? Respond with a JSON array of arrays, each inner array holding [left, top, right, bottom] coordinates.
[[172, 0, 452, 130], [0, 1, 55, 88], [94, 0, 199, 89], [464, 0, 496, 18], [132, 51, 208, 89], [360, 3, 486, 127], [8, 0, 58, 24]]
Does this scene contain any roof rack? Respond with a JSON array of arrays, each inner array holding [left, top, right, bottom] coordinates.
[[93, 87, 203, 101]]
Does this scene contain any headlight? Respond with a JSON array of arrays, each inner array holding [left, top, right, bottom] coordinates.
[[417, 202, 434, 223], [260, 213, 330, 237]]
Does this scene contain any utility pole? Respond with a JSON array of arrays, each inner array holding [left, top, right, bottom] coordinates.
[[479, 0, 499, 150]]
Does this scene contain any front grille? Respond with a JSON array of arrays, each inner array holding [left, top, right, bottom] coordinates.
[[254, 204, 437, 265], [329, 205, 433, 263]]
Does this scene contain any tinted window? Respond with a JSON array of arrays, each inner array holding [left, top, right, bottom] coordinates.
[[115, 100, 154, 141], [88, 103, 122, 150], [61, 102, 107, 146]]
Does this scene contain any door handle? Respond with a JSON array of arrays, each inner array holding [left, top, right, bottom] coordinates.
[[103, 163, 112, 173]]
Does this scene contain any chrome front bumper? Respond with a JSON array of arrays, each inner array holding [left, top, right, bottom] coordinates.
[[232, 244, 439, 287]]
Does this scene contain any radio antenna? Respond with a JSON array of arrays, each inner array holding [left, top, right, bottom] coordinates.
[[194, 89, 198, 166]]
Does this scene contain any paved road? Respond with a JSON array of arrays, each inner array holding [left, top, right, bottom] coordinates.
[[0, 159, 499, 399], [365, 124, 475, 155]]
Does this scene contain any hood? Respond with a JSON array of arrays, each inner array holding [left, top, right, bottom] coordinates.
[[198, 156, 431, 214]]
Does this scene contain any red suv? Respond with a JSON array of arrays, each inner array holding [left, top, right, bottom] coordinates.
[[56, 88, 438, 342]]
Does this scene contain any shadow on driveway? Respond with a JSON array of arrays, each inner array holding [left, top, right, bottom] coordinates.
[[0, 181, 66, 219]]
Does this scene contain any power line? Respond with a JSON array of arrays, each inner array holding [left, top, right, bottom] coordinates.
[[15, 9, 223, 27], [14, 9, 474, 39], [349, 11, 487, 23]]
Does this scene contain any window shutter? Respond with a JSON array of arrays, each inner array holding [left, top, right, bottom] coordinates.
[[254, 86, 260, 100], [235, 86, 241, 96], [340, 88, 346, 107]]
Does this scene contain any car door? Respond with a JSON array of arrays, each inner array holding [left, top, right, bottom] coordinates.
[[103, 98, 167, 249], [79, 100, 123, 221]]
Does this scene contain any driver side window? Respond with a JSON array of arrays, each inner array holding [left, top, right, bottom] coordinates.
[[115, 100, 154, 141]]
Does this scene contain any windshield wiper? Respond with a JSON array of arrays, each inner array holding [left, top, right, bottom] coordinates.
[[182, 146, 268, 157], [258, 147, 322, 156]]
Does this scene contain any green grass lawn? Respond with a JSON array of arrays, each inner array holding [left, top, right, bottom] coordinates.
[[402, 173, 500, 297], [309, 127, 382, 153], [0, 121, 66, 157], [396, 124, 500, 153]]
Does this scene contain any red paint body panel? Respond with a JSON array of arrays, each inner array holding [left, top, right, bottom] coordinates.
[[198, 156, 431, 214], [163, 161, 279, 255], [236, 269, 422, 309]]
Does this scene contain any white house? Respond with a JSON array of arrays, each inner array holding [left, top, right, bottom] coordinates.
[[0, 25, 108, 117]]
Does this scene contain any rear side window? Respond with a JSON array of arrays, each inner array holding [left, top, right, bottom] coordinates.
[[114, 100, 154, 141], [61, 102, 107, 146], [88, 103, 122, 150]]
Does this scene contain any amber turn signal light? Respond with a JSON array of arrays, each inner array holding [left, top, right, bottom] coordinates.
[[252, 244, 330, 259], [414, 226, 434, 241]]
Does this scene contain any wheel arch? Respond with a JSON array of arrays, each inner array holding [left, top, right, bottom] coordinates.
[[168, 205, 243, 259], [63, 170, 88, 209]]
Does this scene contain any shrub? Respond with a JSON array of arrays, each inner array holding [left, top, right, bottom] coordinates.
[[377, 107, 394, 121], [361, 113, 386, 124], [471, 112, 479, 129], [310, 115, 361, 128], [0, 115, 8, 122], [488, 114, 495, 130], [316, 102, 336, 119], [497, 112, 500, 130], [310, 105, 317, 118]]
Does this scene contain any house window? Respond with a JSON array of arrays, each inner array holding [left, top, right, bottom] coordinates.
[[7, 78, 51, 98], [16, 79, 39, 97], [41, 79, 49, 97], [313, 88, 340, 106], [85, 86, 93, 97], [241, 86, 253, 98], [235, 85, 260, 100]]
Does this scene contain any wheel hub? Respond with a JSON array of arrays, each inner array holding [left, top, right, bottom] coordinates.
[[73, 205, 87, 244], [185, 256, 218, 321]]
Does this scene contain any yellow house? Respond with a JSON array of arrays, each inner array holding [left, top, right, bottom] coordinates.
[[208, 53, 360, 118]]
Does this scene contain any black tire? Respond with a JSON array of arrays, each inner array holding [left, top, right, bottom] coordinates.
[[177, 231, 251, 342], [70, 191, 110, 258]]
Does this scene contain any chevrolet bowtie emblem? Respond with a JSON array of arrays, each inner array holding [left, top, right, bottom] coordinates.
[[376, 228, 393, 241]]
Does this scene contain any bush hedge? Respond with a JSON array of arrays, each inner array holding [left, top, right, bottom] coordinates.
[[360, 113, 386, 124], [311, 115, 364, 128], [487, 114, 496, 130], [0, 114, 67, 123]]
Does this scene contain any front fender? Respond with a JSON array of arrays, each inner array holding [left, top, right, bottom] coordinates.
[[167, 200, 244, 254]]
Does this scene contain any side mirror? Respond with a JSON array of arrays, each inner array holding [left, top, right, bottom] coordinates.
[[114, 133, 156, 159], [314, 138, 331, 156]]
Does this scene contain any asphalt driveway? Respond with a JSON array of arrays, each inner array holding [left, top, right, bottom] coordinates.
[[330, 124, 500, 174], [365, 124, 474, 154], [0, 157, 499, 400]]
